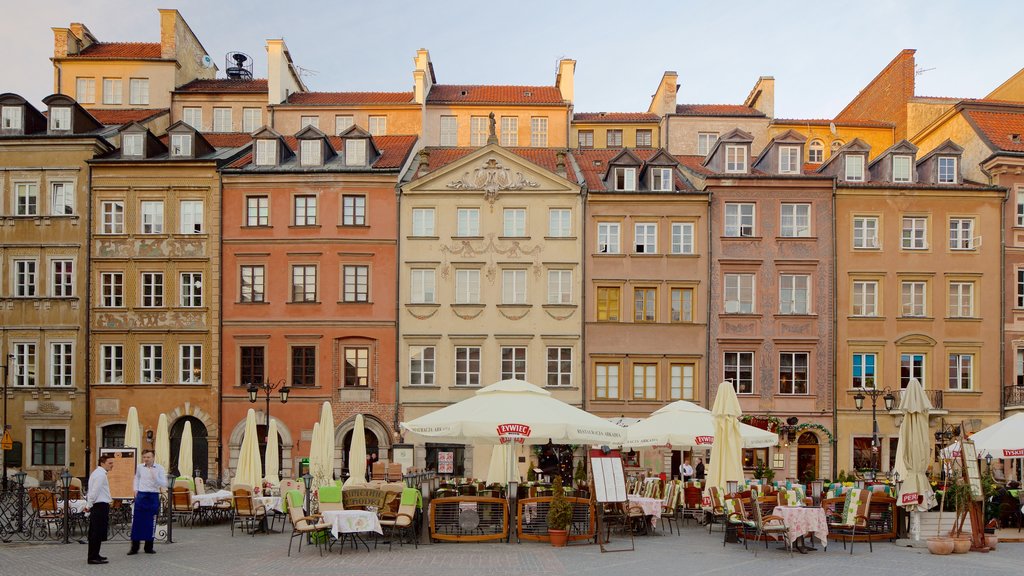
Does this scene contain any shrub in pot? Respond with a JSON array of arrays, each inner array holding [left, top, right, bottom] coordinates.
[[546, 476, 573, 547]]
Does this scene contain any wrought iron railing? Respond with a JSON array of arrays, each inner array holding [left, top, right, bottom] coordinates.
[[1004, 385, 1024, 407]]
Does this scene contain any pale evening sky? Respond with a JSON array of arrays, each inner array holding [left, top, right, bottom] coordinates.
[[3, 0, 1022, 118]]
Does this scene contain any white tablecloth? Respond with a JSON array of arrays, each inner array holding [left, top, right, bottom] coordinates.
[[61, 499, 88, 513], [627, 495, 663, 527], [320, 510, 383, 538], [191, 490, 232, 507], [254, 496, 283, 513]]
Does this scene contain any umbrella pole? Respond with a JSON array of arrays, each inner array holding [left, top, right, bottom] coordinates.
[[910, 510, 921, 541]]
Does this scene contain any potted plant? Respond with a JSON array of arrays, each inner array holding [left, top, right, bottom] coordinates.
[[573, 460, 587, 490], [546, 476, 573, 547]]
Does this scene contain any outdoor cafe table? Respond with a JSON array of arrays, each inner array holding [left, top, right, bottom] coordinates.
[[772, 506, 828, 548], [60, 499, 88, 514], [627, 495, 663, 527], [191, 490, 232, 507], [320, 510, 383, 552], [254, 496, 283, 513]]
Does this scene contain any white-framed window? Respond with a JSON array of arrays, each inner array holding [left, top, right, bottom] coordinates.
[[1019, 349, 1024, 386], [845, 154, 865, 181], [50, 182, 74, 215], [454, 347, 481, 387], [779, 146, 800, 174], [500, 116, 518, 146], [75, 77, 95, 103], [345, 139, 367, 165], [530, 117, 548, 147], [213, 107, 232, 132], [853, 216, 879, 249], [343, 347, 369, 388], [410, 269, 436, 304], [634, 223, 657, 253], [470, 115, 488, 146], [100, 272, 123, 307], [1018, 269, 1024, 308], [651, 167, 673, 191], [902, 216, 928, 249], [808, 139, 824, 163], [13, 342, 36, 387], [614, 167, 636, 191], [180, 200, 203, 234], [595, 363, 620, 399], [246, 196, 269, 226], [597, 222, 620, 254], [577, 130, 594, 148], [293, 194, 317, 226], [779, 352, 809, 394], [949, 218, 975, 250], [180, 272, 202, 307], [300, 115, 319, 129], [606, 130, 623, 148], [368, 116, 387, 136], [291, 265, 317, 302], [724, 352, 754, 394], [671, 287, 693, 322], [180, 344, 202, 384], [724, 273, 754, 314], [14, 259, 37, 297], [140, 200, 163, 234], [634, 288, 656, 322], [239, 265, 264, 303], [502, 269, 527, 304], [901, 281, 927, 317], [852, 280, 878, 317], [243, 108, 261, 132], [334, 115, 354, 135], [141, 272, 164, 307], [49, 107, 71, 131], [636, 129, 653, 147], [15, 182, 38, 216], [50, 259, 73, 297], [439, 115, 458, 146], [725, 144, 747, 173], [122, 133, 143, 157], [671, 222, 694, 254], [182, 107, 202, 130], [938, 157, 957, 184], [1017, 188, 1024, 227], [779, 274, 810, 314], [409, 345, 435, 386], [170, 133, 192, 157], [831, 140, 845, 152], [948, 354, 972, 390], [900, 353, 925, 388], [140, 344, 162, 383], [548, 208, 571, 237], [457, 208, 480, 237], [670, 363, 696, 400], [299, 140, 321, 166], [780, 203, 811, 237], [255, 140, 277, 166], [129, 78, 149, 105], [503, 208, 526, 236], [547, 270, 572, 304], [697, 132, 718, 156], [724, 203, 755, 237], [892, 155, 913, 182], [546, 347, 572, 387], [411, 208, 435, 236], [500, 346, 527, 380], [948, 281, 974, 318], [852, 352, 876, 388], [49, 342, 73, 387], [102, 78, 122, 105], [100, 344, 123, 384], [454, 269, 480, 304], [343, 195, 366, 226], [2, 105, 22, 130], [100, 201, 124, 234]]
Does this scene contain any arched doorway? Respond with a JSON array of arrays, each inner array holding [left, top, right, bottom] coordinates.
[[170, 417, 209, 480], [342, 429, 379, 482], [797, 432, 819, 482]]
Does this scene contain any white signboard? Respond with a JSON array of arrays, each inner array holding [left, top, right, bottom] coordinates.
[[591, 456, 627, 503], [438, 451, 454, 474]]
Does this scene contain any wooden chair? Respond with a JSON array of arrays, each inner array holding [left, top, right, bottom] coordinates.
[[379, 488, 419, 550], [28, 488, 63, 537], [722, 497, 751, 548], [194, 477, 206, 495], [825, 489, 873, 553], [230, 487, 266, 536], [386, 462, 403, 481], [371, 461, 387, 481], [706, 486, 727, 532], [286, 502, 331, 556], [658, 480, 680, 535], [681, 485, 703, 525], [748, 490, 792, 557], [317, 485, 343, 512], [171, 486, 199, 526], [777, 488, 812, 507]]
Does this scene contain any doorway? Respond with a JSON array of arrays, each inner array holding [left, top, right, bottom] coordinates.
[[169, 417, 209, 480], [796, 432, 819, 482], [343, 429, 379, 481]]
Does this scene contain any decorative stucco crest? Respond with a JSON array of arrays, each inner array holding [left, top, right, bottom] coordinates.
[[446, 158, 540, 205]]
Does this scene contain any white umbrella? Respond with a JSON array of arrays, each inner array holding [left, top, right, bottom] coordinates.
[[624, 400, 778, 449], [485, 444, 515, 485], [177, 420, 193, 479], [264, 419, 280, 485], [319, 402, 335, 483], [154, 413, 170, 470], [967, 413, 1024, 459], [345, 414, 367, 487], [235, 408, 262, 489], [894, 378, 936, 541], [308, 422, 323, 485], [124, 406, 141, 450], [707, 382, 744, 493]]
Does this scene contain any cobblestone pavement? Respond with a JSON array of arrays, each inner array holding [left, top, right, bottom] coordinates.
[[1, 522, 1022, 576]]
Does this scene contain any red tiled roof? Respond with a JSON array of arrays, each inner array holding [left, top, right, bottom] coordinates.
[[70, 42, 162, 59], [285, 92, 414, 105], [675, 155, 715, 176], [227, 153, 252, 169], [427, 85, 565, 105], [200, 133, 254, 148], [230, 134, 417, 170], [573, 149, 687, 191], [773, 118, 895, 129], [425, 148, 578, 183], [88, 108, 168, 126], [175, 79, 268, 93], [674, 104, 764, 117], [964, 110, 1024, 153], [573, 112, 660, 124]]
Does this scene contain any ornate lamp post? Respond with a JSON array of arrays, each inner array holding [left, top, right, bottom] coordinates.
[[301, 472, 313, 513], [166, 470, 176, 544], [2, 354, 13, 492], [246, 379, 289, 427], [853, 387, 896, 481], [59, 469, 72, 543], [13, 470, 26, 533]]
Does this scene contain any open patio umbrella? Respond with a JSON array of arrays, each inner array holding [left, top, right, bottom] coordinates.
[[308, 422, 323, 484], [235, 408, 262, 489], [154, 413, 170, 470], [345, 414, 367, 487], [264, 419, 280, 485], [124, 406, 141, 450], [966, 413, 1024, 459], [177, 420, 193, 478], [319, 402, 335, 483], [894, 378, 936, 541], [624, 400, 778, 449], [707, 382, 744, 493]]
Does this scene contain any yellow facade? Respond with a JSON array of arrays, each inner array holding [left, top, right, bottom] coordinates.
[[171, 92, 267, 133], [271, 105, 421, 137], [423, 105, 570, 148], [570, 122, 659, 149], [768, 122, 895, 163]]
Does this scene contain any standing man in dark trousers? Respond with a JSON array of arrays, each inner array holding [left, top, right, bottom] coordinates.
[[128, 449, 167, 555], [86, 455, 114, 565]]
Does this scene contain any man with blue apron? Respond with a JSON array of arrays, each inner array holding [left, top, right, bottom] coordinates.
[[129, 449, 167, 555]]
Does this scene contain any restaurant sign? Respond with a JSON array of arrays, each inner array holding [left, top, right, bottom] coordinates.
[[1003, 448, 1024, 457], [694, 436, 714, 445], [497, 423, 531, 444], [900, 492, 919, 505]]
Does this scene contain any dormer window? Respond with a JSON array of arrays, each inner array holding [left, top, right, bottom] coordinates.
[[892, 155, 912, 182], [845, 154, 865, 182], [779, 146, 800, 174], [300, 140, 322, 166], [937, 156, 957, 184], [725, 145, 747, 173], [50, 107, 71, 131], [345, 139, 367, 165], [122, 133, 144, 157], [255, 140, 277, 166], [651, 168, 672, 192], [1, 106, 22, 130], [170, 134, 192, 157], [614, 167, 636, 191]]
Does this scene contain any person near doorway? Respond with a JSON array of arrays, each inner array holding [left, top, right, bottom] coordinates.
[[86, 455, 114, 565], [680, 460, 694, 483], [695, 458, 705, 481], [129, 449, 167, 556]]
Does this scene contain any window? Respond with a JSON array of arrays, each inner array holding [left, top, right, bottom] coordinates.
[[300, 140, 321, 166], [334, 115, 353, 135], [291, 265, 317, 302], [213, 107, 232, 132], [410, 269, 436, 303], [595, 363, 620, 399], [14, 260, 36, 297], [140, 344, 163, 383], [948, 281, 974, 318], [100, 344, 123, 384], [15, 182, 38, 216], [547, 347, 572, 387], [101, 272, 123, 307], [853, 217, 879, 249], [343, 265, 369, 302], [49, 342, 73, 387], [636, 129, 653, 147], [606, 130, 623, 148], [779, 274, 809, 314], [343, 195, 366, 226], [852, 437, 874, 470], [409, 346, 435, 385], [633, 288, 656, 322], [937, 157, 957, 184], [698, 132, 718, 156], [501, 346, 527, 380], [140, 201, 163, 234], [239, 266, 264, 303], [852, 353, 877, 388], [455, 269, 480, 304], [724, 273, 754, 313], [901, 217, 927, 249], [2, 105, 22, 130], [577, 130, 594, 148], [725, 144, 747, 173], [530, 117, 547, 147], [102, 78, 122, 105], [779, 146, 800, 174], [239, 346, 264, 385], [368, 116, 387, 136], [182, 107, 202, 130], [634, 223, 657, 253], [470, 116, 488, 146], [50, 260, 73, 297], [831, 140, 845, 152], [50, 182, 74, 215], [243, 108, 261, 132], [141, 272, 164, 307], [1017, 189, 1024, 227], [344, 347, 369, 387], [454, 347, 481, 387], [502, 270, 527, 304], [457, 208, 480, 236], [180, 345, 202, 383], [900, 353, 926, 388], [724, 203, 755, 237], [246, 196, 269, 226], [440, 116, 458, 146], [949, 218, 975, 250], [170, 133, 192, 157], [808, 140, 824, 163], [948, 354, 972, 390], [893, 155, 913, 182], [780, 204, 811, 237], [779, 352, 809, 394], [180, 200, 203, 234], [300, 116, 319, 129], [671, 222, 694, 254], [291, 346, 316, 387], [180, 272, 202, 307], [503, 208, 526, 236], [614, 167, 636, 191], [500, 116, 518, 147], [547, 270, 572, 304], [671, 287, 693, 322], [596, 287, 620, 322], [1018, 269, 1024, 308], [255, 140, 277, 166], [548, 209, 571, 237], [122, 133, 143, 157], [129, 78, 149, 105], [31, 430, 65, 466], [852, 280, 878, 316], [633, 363, 657, 399], [99, 201, 124, 234], [901, 281, 926, 317], [724, 352, 754, 394], [76, 77, 95, 103], [845, 154, 865, 181], [597, 222, 620, 254], [411, 208, 435, 236], [13, 343, 36, 386], [294, 194, 317, 225], [651, 167, 672, 191], [670, 364, 695, 400], [49, 107, 71, 131]]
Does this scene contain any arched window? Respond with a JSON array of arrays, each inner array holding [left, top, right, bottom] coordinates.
[[798, 432, 818, 445], [808, 140, 824, 163], [830, 139, 845, 152], [101, 424, 126, 448]]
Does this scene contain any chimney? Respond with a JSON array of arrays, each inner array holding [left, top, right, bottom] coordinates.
[[648, 71, 678, 117], [555, 151, 567, 178], [159, 9, 180, 60], [744, 76, 775, 118], [556, 59, 576, 104], [266, 39, 306, 105], [413, 49, 433, 105]]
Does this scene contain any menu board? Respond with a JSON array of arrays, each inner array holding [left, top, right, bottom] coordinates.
[[100, 448, 137, 499], [960, 441, 984, 501], [591, 456, 626, 503]]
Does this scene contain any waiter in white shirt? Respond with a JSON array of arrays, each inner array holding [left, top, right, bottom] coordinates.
[[128, 449, 167, 555], [86, 455, 114, 565], [680, 460, 694, 483]]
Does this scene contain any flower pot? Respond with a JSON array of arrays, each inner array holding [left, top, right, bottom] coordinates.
[[951, 536, 972, 554], [927, 537, 954, 555], [548, 529, 569, 547], [984, 534, 998, 550]]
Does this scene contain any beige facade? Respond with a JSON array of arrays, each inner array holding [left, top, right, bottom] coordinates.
[[171, 88, 267, 134]]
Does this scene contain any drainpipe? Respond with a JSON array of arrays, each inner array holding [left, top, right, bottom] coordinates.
[[579, 183, 587, 410], [983, 162, 1006, 420], [217, 165, 225, 481], [831, 178, 838, 479], [704, 186, 713, 408], [393, 181, 402, 439], [84, 154, 94, 476]]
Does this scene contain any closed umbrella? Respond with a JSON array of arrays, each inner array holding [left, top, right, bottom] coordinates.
[[177, 420, 193, 479], [124, 406, 141, 450], [154, 413, 170, 470], [894, 378, 936, 541], [235, 408, 262, 489], [319, 402, 335, 483], [308, 422, 322, 484], [625, 400, 778, 449], [345, 414, 367, 487], [264, 419, 280, 485], [485, 444, 514, 485], [707, 382, 744, 493]]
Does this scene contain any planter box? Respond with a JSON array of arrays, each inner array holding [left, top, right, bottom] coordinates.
[[918, 511, 972, 537]]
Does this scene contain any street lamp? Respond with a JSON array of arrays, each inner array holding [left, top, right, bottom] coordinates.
[[301, 472, 313, 513], [13, 470, 26, 533], [246, 379, 289, 427], [59, 469, 71, 543], [985, 453, 993, 475], [853, 387, 896, 481], [2, 353, 14, 492]]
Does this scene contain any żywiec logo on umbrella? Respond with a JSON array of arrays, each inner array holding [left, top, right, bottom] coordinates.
[[695, 435, 714, 445], [497, 423, 531, 444], [1004, 448, 1024, 457]]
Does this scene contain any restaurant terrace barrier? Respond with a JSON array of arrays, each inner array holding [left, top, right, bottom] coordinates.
[[820, 493, 898, 542], [429, 496, 509, 542], [517, 496, 595, 543]]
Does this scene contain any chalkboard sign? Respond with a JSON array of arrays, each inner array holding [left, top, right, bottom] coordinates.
[[960, 440, 984, 501]]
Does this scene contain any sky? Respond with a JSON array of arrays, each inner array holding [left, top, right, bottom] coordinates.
[[4, 1, 1023, 118]]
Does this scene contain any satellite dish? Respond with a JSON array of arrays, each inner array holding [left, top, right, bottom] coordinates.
[[200, 55, 214, 69], [828, 122, 837, 135]]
